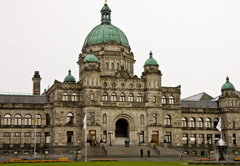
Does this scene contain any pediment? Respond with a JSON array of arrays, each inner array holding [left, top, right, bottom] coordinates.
[[115, 70, 131, 79]]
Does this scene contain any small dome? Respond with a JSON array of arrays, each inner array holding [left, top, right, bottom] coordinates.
[[84, 49, 98, 63], [144, 51, 159, 66], [64, 70, 76, 82], [221, 76, 235, 91]]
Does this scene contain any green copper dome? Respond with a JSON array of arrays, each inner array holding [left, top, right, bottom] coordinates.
[[84, 49, 98, 63], [64, 70, 76, 82], [221, 77, 235, 91], [144, 51, 159, 66], [83, 4, 129, 47]]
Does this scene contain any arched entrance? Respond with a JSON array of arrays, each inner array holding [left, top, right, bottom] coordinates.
[[115, 119, 128, 144], [115, 119, 128, 137]]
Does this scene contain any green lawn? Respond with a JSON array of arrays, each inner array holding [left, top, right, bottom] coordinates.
[[0, 161, 214, 166]]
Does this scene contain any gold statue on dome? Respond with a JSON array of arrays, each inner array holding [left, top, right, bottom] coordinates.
[[105, 0, 107, 4]]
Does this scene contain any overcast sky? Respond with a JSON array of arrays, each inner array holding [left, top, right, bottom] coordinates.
[[0, 0, 239, 99]]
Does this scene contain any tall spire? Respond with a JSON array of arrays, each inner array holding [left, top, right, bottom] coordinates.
[[101, 2, 111, 24]]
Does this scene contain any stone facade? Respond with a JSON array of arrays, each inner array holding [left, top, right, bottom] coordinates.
[[0, 2, 239, 157]]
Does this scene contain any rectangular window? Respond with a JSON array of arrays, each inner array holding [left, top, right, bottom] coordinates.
[[24, 132, 31, 144], [191, 134, 196, 144], [199, 134, 204, 144], [182, 134, 188, 144], [91, 112, 95, 124], [67, 131, 74, 143], [153, 114, 157, 125], [233, 134, 236, 145], [233, 121, 235, 129], [103, 130, 107, 143], [45, 132, 50, 144], [215, 134, 220, 144], [140, 131, 144, 143], [207, 134, 212, 144], [164, 132, 172, 143], [13, 132, 21, 144], [3, 132, 11, 144], [153, 96, 156, 103], [91, 94, 94, 101]]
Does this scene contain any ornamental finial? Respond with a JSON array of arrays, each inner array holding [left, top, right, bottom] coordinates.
[[105, 0, 107, 4]]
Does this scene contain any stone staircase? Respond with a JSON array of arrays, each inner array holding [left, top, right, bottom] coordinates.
[[81, 144, 184, 158], [81, 146, 106, 157], [154, 146, 183, 157], [103, 145, 159, 157]]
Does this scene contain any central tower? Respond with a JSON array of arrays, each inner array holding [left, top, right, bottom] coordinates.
[[77, 2, 135, 80]]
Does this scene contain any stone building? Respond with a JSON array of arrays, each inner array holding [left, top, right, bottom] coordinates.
[[0, 2, 239, 156]]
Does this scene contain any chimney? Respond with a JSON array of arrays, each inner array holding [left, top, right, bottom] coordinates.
[[32, 71, 41, 95]]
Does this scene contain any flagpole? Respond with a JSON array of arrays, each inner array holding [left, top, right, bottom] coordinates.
[[83, 114, 87, 162], [34, 113, 37, 160], [85, 127, 87, 162]]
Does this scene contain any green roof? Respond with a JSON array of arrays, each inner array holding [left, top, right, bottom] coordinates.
[[101, 3, 111, 12], [84, 24, 129, 47], [221, 76, 235, 91], [83, 3, 129, 47], [144, 51, 159, 66], [64, 70, 76, 82], [84, 49, 98, 63]]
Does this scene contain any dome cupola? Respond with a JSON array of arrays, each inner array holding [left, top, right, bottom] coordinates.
[[64, 70, 76, 82], [221, 76, 235, 91], [144, 51, 159, 66], [83, 3, 129, 47], [84, 49, 98, 63]]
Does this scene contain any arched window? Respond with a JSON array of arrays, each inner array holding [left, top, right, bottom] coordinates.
[[24, 114, 32, 126], [120, 93, 125, 102], [164, 115, 171, 126], [206, 118, 211, 128], [130, 83, 134, 88], [36, 114, 42, 126], [198, 118, 203, 128], [103, 113, 107, 124], [102, 92, 108, 101], [117, 63, 120, 70], [111, 63, 114, 70], [162, 95, 167, 104], [182, 117, 187, 127], [14, 114, 22, 126], [72, 93, 78, 102], [4, 114, 11, 125], [214, 118, 219, 128], [67, 113, 74, 124], [111, 92, 117, 101], [129, 93, 134, 102], [62, 92, 68, 101], [140, 114, 144, 125], [137, 93, 143, 102], [106, 62, 109, 69], [169, 96, 175, 104], [189, 118, 195, 127], [46, 114, 50, 125]]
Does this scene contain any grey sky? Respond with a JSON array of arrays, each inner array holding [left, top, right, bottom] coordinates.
[[0, 0, 239, 99]]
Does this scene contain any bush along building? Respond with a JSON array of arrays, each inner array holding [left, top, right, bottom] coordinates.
[[0, 2, 239, 156]]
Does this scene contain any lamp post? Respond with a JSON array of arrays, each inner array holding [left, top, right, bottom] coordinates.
[[75, 141, 81, 162], [208, 140, 211, 159], [137, 133, 141, 146], [108, 132, 113, 146]]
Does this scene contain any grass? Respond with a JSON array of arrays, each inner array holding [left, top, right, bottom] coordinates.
[[0, 161, 216, 166]]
